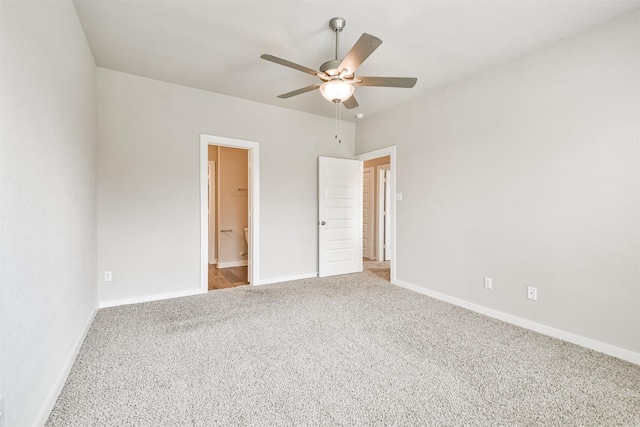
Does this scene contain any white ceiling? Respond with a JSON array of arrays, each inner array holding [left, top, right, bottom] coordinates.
[[73, 0, 640, 122]]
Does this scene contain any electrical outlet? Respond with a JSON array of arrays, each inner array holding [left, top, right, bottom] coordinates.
[[0, 395, 5, 427], [527, 286, 537, 301], [104, 271, 113, 282], [484, 277, 492, 289]]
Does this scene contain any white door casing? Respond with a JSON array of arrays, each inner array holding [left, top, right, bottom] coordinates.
[[208, 161, 216, 264], [376, 164, 390, 262], [246, 152, 253, 284], [363, 167, 375, 260], [318, 156, 363, 277]]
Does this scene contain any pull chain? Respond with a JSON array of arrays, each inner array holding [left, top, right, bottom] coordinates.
[[335, 102, 338, 139], [338, 103, 342, 143], [334, 102, 341, 143]]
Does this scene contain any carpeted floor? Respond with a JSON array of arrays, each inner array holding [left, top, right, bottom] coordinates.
[[47, 263, 640, 426]]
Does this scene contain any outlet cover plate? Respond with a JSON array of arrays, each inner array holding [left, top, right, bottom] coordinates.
[[484, 277, 492, 289], [104, 271, 113, 282], [527, 286, 537, 300]]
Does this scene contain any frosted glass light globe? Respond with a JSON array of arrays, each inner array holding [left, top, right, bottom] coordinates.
[[319, 80, 355, 103]]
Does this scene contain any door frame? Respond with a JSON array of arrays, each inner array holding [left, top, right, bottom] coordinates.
[[376, 165, 390, 261], [208, 160, 217, 264], [355, 146, 397, 283], [200, 134, 260, 290]]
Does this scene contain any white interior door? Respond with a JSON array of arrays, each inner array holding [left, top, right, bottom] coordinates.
[[384, 169, 392, 261], [362, 167, 374, 260], [319, 156, 363, 277]]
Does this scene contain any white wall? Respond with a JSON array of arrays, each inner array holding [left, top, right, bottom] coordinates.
[[97, 69, 354, 303], [356, 12, 640, 355], [0, 1, 97, 425]]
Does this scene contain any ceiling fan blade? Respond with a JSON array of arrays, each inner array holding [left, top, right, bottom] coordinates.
[[354, 76, 417, 88], [277, 84, 321, 99], [338, 33, 383, 75], [343, 95, 359, 109], [260, 54, 322, 77]]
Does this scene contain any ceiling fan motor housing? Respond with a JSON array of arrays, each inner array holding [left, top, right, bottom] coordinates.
[[319, 59, 342, 76]]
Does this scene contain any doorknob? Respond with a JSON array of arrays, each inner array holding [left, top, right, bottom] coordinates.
[[320, 221, 326, 225]]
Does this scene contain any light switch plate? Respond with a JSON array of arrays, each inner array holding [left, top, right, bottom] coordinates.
[[396, 193, 403, 201]]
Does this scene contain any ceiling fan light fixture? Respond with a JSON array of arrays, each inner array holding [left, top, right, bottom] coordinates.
[[319, 80, 355, 103], [260, 17, 416, 110]]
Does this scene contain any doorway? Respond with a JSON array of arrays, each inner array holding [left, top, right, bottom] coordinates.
[[200, 134, 260, 291], [207, 145, 250, 290], [362, 156, 391, 262], [355, 146, 396, 283]]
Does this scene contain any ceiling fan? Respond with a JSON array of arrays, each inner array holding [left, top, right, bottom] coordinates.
[[260, 17, 417, 109]]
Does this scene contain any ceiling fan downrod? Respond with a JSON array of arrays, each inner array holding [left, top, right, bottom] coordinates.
[[319, 17, 347, 76], [329, 17, 346, 61]]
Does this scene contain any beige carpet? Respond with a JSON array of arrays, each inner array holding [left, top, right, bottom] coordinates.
[[47, 264, 640, 425]]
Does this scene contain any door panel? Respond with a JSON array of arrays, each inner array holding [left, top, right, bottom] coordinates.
[[319, 157, 363, 277]]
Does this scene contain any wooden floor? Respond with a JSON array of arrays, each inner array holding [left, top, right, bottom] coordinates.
[[208, 264, 248, 290]]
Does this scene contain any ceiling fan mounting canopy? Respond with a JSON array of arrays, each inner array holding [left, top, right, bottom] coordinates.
[[260, 16, 417, 109], [329, 17, 346, 33]]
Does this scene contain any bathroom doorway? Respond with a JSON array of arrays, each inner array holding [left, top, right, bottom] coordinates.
[[200, 134, 260, 291], [207, 145, 249, 290]]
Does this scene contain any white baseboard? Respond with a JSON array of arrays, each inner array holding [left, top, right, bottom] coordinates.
[[217, 260, 248, 269], [99, 288, 206, 308], [392, 279, 640, 366], [36, 303, 98, 426], [208, 258, 217, 265], [257, 272, 318, 286]]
